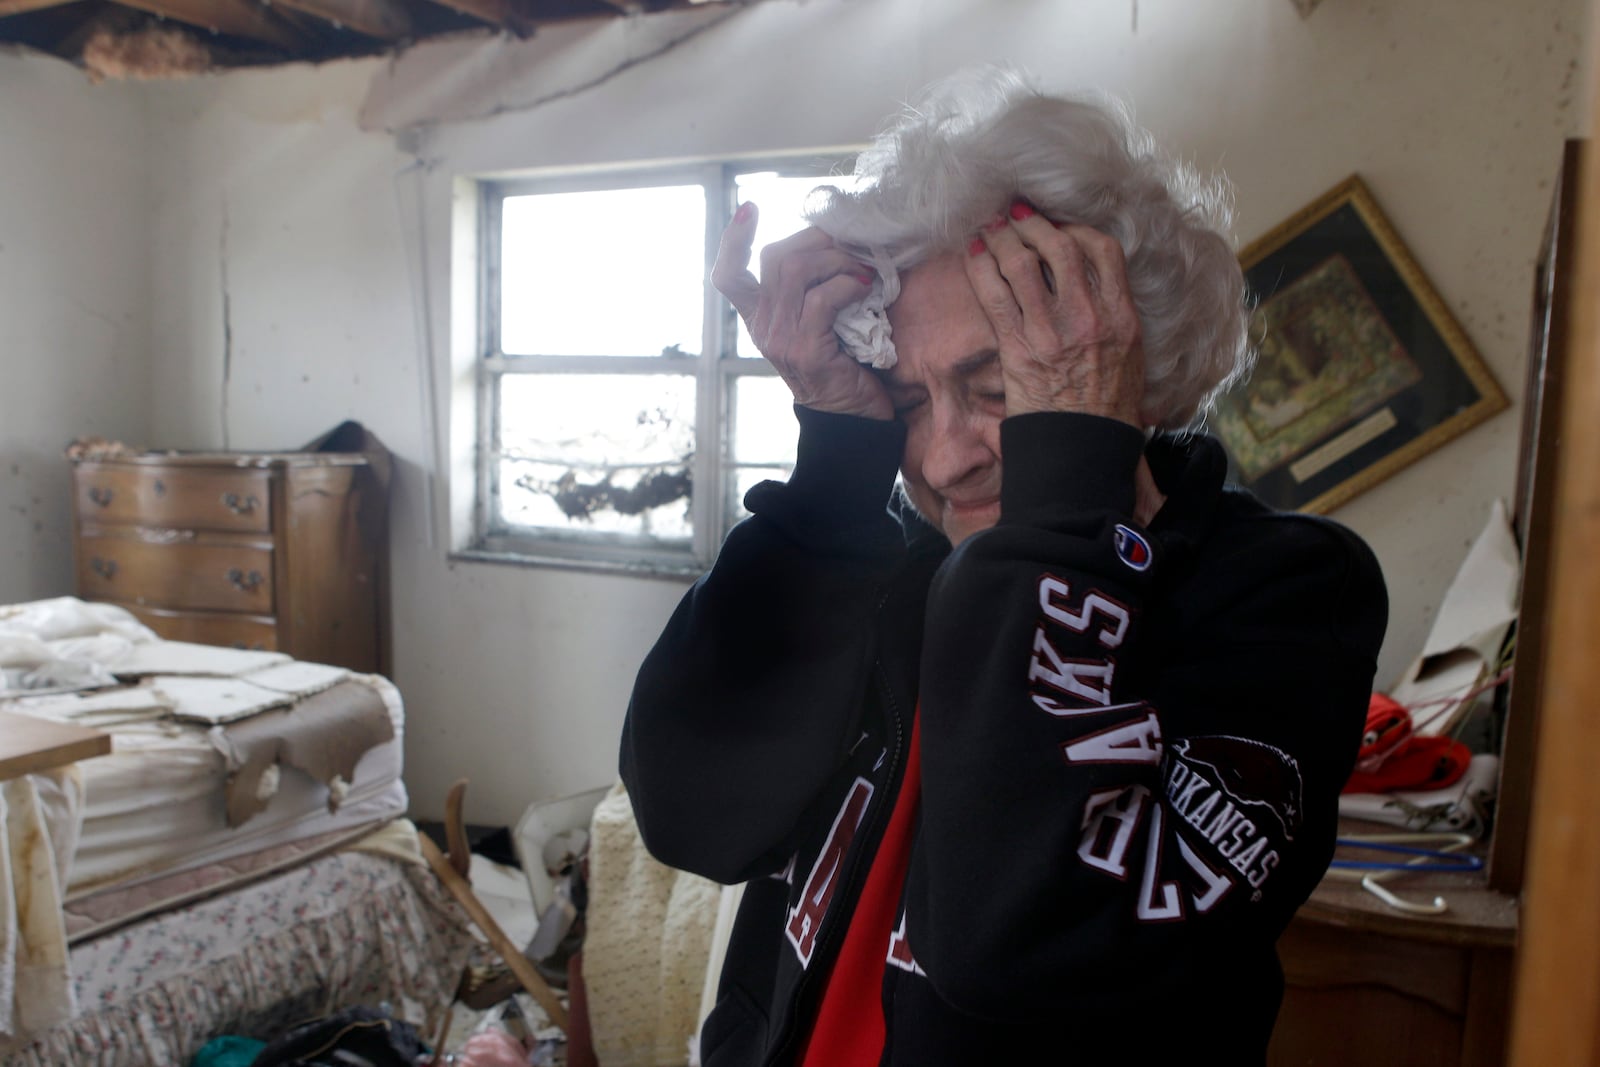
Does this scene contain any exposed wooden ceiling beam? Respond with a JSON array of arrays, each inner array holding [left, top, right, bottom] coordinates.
[[110, 0, 304, 47], [268, 0, 410, 38], [260, 3, 324, 35], [0, 0, 77, 18], [425, 0, 534, 36]]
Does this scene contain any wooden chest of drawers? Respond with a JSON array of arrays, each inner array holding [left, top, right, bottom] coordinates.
[[70, 450, 389, 674]]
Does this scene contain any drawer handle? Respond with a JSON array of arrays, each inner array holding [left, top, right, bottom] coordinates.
[[221, 492, 260, 516], [90, 557, 118, 580], [87, 487, 114, 508], [226, 567, 265, 593]]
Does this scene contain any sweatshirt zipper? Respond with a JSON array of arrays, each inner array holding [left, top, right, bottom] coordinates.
[[765, 605, 910, 1066]]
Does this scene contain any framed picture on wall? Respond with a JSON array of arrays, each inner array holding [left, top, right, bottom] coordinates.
[[1211, 175, 1509, 513]]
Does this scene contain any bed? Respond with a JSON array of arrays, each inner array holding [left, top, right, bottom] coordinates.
[[0, 597, 476, 1067]]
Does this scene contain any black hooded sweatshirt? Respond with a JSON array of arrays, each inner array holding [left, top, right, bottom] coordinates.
[[621, 406, 1388, 1066]]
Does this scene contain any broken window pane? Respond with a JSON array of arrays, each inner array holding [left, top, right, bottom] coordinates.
[[499, 374, 695, 542], [500, 185, 706, 358]]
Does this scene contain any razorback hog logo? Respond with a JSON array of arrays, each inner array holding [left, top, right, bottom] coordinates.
[[1168, 735, 1304, 841], [1163, 735, 1305, 894]]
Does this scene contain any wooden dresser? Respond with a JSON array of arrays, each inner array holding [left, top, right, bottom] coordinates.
[[69, 448, 389, 674], [1268, 826, 1518, 1066]]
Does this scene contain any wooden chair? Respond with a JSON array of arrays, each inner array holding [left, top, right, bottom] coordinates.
[[419, 779, 569, 1050]]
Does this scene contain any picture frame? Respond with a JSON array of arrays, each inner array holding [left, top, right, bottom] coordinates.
[[1211, 175, 1509, 513]]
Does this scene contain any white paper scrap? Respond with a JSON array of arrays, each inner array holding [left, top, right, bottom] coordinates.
[[3, 687, 172, 728], [112, 642, 290, 679], [1390, 499, 1521, 736], [241, 661, 349, 699], [150, 676, 292, 725]]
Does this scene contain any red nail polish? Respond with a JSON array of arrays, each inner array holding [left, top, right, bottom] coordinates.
[[968, 236, 986, 256], [983, 215, 1007, 233], [733, 202, 753, 224], [853, 270, 875, 285], [1010, 201, 1035, 221]]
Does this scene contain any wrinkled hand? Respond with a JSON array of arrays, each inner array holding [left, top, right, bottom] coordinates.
[[711, 204, 893, 421], [966, 203, 1146, 428]]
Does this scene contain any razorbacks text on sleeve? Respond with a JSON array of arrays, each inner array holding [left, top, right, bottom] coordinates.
[[1031, 566, 1294, 921]]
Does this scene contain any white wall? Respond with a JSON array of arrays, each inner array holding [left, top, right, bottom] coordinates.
[[0, 50, 151, 602], [138, 0, 1590, 825]]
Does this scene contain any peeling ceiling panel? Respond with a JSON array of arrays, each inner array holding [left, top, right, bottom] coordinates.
[[0, 0, 748, 78]]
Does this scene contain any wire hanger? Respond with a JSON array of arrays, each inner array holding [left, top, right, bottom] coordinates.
[[1327, 832, 1480, 915]]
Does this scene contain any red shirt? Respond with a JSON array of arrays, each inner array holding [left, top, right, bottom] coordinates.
[[798, 709, 924, 1067]]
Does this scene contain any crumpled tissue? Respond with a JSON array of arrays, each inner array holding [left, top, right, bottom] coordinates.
[[833, 248, 900, 370]]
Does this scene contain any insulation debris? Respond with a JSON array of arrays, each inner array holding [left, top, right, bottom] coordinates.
[[81, 25, 212, 84]]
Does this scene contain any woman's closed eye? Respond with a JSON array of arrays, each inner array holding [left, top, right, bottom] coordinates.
[[969, 375, 1007, 409]]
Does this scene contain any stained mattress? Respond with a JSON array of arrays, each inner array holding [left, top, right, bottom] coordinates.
[[63, 675, 406, 898]]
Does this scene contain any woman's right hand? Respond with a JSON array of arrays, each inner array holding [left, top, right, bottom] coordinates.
[[711, 203, 894, 421]]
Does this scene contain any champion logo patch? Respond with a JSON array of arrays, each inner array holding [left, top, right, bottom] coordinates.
[[1113, 524, 1153, 571]]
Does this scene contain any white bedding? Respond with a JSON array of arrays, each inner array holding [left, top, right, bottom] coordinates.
[[0, 598, 411, 1041]]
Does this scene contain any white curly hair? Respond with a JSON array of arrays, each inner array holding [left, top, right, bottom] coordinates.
[[806, 67, 1252, 431]]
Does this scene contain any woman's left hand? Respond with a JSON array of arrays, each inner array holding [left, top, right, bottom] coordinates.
[[965, 203, 1146, 428]]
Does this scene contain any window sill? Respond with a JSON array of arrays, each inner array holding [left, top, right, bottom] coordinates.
[[449, 546, 702, 582]]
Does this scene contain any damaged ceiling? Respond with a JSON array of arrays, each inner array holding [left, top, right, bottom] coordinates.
[[0, 0, 735, 81]]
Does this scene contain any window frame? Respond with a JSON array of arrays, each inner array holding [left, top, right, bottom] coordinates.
[[467, 154, 857, 577]]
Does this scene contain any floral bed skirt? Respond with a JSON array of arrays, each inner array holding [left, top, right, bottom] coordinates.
[[1, 848, 475, 1067]]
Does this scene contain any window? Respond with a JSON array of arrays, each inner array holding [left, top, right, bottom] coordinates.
[[470, 159, 862, 575]]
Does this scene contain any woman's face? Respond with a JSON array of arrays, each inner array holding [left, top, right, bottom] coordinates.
[[882, 253, 1008, 546]]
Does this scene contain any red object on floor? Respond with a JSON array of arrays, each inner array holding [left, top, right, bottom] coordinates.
[[565, 950, 598, 1067], [798, 709, 924, 1067]]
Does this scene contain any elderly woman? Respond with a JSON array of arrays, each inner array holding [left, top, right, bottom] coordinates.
[[620, 70, 1386, 1066]]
